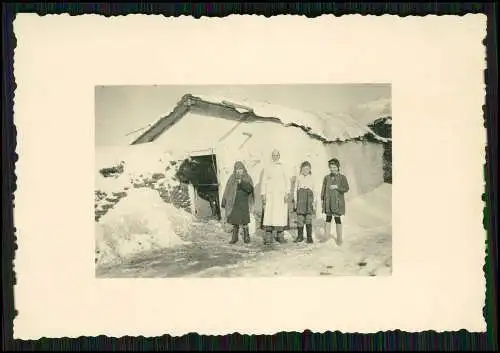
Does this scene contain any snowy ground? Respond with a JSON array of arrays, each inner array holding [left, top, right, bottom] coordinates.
[[96, 183, 392, 278]]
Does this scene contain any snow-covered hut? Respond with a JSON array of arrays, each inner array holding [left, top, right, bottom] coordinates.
[[130, 93, 387, 219]]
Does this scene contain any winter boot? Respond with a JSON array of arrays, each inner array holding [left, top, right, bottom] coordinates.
[[243, 226, 250, 244], [335, 224, 343, 246], [229, 225, 239, 244], [306, 224, 314, 243], [324, 222, 332, 240], [264, 230, 273, 245], [276, 231, 287, 244], [294, 226, 304, 243]]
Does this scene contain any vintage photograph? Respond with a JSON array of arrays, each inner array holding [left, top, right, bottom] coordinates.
[[94, 84, 392, 278], [11, 12, 488, 341]]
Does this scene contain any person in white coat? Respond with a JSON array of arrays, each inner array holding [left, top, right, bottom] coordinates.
[[260, 149, 290, 245]]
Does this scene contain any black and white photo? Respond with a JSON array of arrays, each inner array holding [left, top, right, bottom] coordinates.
[[12, 13, 488, 339], [94, 84, 393, 277]]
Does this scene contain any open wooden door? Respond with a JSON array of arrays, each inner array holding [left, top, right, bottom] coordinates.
[[187, 183, 197, 217]]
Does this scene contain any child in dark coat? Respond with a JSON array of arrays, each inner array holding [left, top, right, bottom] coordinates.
[[321, 158, 350, 246], [221, 161, 255, 244], [293, 161, 316, 244]]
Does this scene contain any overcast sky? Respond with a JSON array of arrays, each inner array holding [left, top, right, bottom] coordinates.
[[95, 84, 391, 147]]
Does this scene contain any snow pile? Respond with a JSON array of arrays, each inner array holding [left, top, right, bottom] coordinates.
[[96, 188, 193, 267], [344, 183, 392, 230], [95, 145, 191, 222]]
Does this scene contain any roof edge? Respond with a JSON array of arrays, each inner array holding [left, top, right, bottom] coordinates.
[[130, 94, 194, 145], [130, 93, 386, 145]]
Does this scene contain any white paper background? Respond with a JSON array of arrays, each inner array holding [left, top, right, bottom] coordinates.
[[13, 14, 487, 338]]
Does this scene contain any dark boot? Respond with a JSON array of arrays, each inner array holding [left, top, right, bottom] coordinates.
[[276, 231, 287, 244], [229, 225, 239, 244], [306, 224, 313, 243], [294, 226, 304, 243], [264, 231, 273, 245], [243, 226, 250, 244]]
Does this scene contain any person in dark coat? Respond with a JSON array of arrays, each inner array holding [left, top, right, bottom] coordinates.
[[221, 161, 255, 244], [321, 158, 350, 246], [293, 161, 317, 243]]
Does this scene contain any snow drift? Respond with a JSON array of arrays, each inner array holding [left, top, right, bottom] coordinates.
[[345, 183, 392, 228], [95, 144, 192, 222], [95, 188, 193, 267]]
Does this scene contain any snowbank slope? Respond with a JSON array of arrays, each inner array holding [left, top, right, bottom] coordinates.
[[96, 188, 193, 267]]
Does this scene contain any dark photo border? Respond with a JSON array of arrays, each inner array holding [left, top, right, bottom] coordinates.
[[2, 3, 498, 351]]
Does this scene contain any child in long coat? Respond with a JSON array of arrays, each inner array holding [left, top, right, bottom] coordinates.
[[293, 161, 316, 243], [221, 161, 255, 244], [321, 158, 350, 246]]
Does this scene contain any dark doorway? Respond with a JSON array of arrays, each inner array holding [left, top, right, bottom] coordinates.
[[176, 154, 221, 220]]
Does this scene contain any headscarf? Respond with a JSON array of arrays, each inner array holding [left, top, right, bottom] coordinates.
[[300, 161, 312, 174], [271, 149, 281, 163], [221, 161, 255, 218]]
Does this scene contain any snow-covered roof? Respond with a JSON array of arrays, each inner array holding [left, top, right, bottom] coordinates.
[[131, 93, 386, 145]]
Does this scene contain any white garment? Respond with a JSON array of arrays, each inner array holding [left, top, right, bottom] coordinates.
[[294, 173, 315, 192], [261, 162, 289, 227]]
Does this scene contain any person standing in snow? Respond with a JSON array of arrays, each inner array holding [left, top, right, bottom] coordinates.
[[221, 161, 255, 244], [260, 149, 291, 245], [293, 161, 317, 244], [321, 158, 350, 246]]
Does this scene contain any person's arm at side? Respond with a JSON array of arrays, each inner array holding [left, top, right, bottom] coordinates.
[[312, 180, 318, 214], [321, 175, 327, 201], [292, 175, 299, 211], [283, 168, 291, 203], [337, 174, 350, 193], [260, 169, 267, 203]]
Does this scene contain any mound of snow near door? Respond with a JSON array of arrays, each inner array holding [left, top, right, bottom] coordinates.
[[96, 188, 193, 267]]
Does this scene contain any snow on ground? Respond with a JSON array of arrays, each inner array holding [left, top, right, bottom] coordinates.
[[96, 183, 392, 277], [95, 187, 193, 267], [190, 184, 392, 277], [95, 144, 198, 267]]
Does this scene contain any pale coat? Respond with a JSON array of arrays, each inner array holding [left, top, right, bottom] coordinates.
[[260, 162, 290, 227]]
